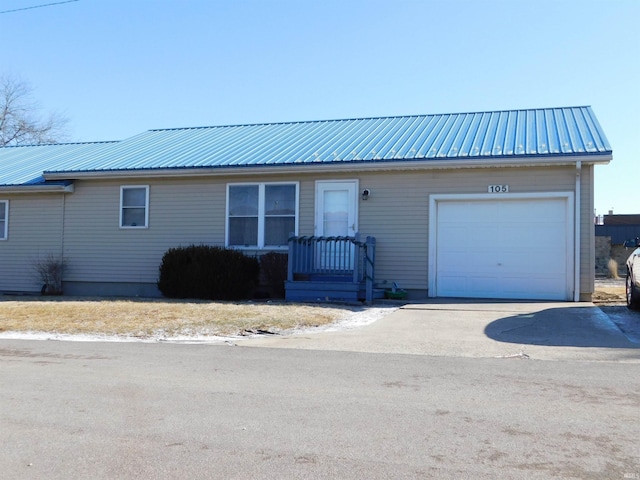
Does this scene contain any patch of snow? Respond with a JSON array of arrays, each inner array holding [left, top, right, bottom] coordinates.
[[0, 306, 399, 344], [312, 306, 398, 332]]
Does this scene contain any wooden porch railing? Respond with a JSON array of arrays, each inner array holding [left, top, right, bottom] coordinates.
[[286, 233, 376, 304]]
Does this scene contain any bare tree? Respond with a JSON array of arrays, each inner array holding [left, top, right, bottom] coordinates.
[[0, 74, 69, 146]]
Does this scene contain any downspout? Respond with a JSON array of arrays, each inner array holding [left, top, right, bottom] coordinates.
[[61, 193, 66, 259], [57, 192, 67, 295], [574, 161, 582, 302]]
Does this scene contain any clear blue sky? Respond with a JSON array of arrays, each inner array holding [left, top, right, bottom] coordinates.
[[2, 0, 638, 215]]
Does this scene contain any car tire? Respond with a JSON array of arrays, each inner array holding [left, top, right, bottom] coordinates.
[[627, 273, 640, 310]]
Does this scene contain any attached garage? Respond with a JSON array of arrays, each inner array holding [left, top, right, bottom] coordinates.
[[429, 193, 574, 301]]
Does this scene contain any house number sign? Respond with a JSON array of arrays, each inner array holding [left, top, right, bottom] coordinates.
[[488, 184, 509, 193]]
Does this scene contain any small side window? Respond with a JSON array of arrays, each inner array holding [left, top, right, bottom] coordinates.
[[0, 200, 7, 240], [120, 186, 149, 228]]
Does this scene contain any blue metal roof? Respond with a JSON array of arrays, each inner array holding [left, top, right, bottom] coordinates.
[[0, 106, 611, 186], [0, 142, 117, 186], [46, 106, 610, 175]]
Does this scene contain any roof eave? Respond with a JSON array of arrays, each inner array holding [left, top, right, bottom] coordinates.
[[0, 183, 75, 194], [42, 153, 612, 181]]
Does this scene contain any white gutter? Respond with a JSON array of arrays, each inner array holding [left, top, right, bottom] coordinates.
[[0, 184, 74, 194], [574, 161, 582, 302], [42, 154, 612, 181]]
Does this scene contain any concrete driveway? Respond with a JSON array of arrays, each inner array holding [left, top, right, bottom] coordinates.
[[237, 300, 640, 362]]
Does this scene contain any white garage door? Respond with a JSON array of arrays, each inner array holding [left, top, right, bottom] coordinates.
[[433, 197, 572, 300]]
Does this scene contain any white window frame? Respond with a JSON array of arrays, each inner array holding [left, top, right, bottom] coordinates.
[[119, 185, 149, 229], [0, 200, 8, 240], [226, 182, 299, 249]]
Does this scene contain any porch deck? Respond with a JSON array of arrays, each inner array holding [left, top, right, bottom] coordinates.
[[285, 234, 376, 304]]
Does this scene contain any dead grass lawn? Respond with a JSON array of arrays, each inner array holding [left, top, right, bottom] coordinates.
[[0, 296, 357, 338], [1, 284, 626, 339], [592, 286, 626, 304]]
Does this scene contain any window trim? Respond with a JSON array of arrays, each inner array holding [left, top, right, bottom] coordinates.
[[119, 185, 149, 229], [0, 200, 8, 240], [226, 181, 299, 249]]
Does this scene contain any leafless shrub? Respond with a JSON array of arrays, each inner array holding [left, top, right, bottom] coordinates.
[[32, 254, 66, 294], [607, 259, 619, 279]]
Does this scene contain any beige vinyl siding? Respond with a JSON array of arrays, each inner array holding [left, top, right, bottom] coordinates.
[[57, 163, 592, 299], [356, 173, 429, 289], [297, 178, 316, 236], [62, 174, 329, 287], [354, 166, 581, 294], [62, 179, 226, 284], [292, 165, 585, 297], [580, 165, 595, 299], [0, 194, 65, 292]]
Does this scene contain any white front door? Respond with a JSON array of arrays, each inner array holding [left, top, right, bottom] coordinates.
[[316, 181, 358, 237], [316, 181, 358, 270]]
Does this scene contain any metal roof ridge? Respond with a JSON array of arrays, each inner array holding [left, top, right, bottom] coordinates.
[[147, 115, 426, 133], [0, 140, 120, 149], [146, 106, 595, 133]]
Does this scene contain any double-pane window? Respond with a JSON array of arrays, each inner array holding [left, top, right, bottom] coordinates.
[[120, 186, 149, 228], [228, 183, 297, 248]]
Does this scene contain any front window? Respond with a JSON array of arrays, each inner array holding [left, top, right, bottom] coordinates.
[[0, 201, 7, 240], [120, 186, 149, 228], [227, 183, 297, 248]]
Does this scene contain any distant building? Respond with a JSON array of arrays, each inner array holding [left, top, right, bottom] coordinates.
[[595, 214, 640, 276]]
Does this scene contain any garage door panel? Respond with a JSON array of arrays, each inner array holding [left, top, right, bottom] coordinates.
[[499, 251, 565, 275], [530, 234, 565, 249], [440, 222, 500, 245], [501, 276, 567, 300], [458, 275, 567, 300], [468, 276, 501, 293], [470, 258, 500, 271], [499, 203, 531, 222], [500, 226, 531, 245], [434, 197, 571, 301], [440, 226, 477, 249], [437, 274, 468, 294]]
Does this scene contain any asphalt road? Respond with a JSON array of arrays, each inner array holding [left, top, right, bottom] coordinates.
[[1, 340, 639, 479]]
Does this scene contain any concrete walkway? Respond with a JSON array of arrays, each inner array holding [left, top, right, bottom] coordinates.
[[237, 300, 640, 362]]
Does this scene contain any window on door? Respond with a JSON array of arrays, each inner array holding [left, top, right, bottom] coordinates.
[[227, 182, 298, 248]]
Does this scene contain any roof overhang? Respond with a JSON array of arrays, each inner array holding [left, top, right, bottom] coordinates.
[[0, 183, 75, 194], [42, 154, 612, 181]]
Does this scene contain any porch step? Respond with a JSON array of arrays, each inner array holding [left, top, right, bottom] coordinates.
[[293, 273, 354, 283], [285, 280, 363, 303]]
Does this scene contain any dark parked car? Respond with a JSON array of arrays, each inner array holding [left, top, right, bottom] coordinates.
[[624, 238, 640, 310]]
